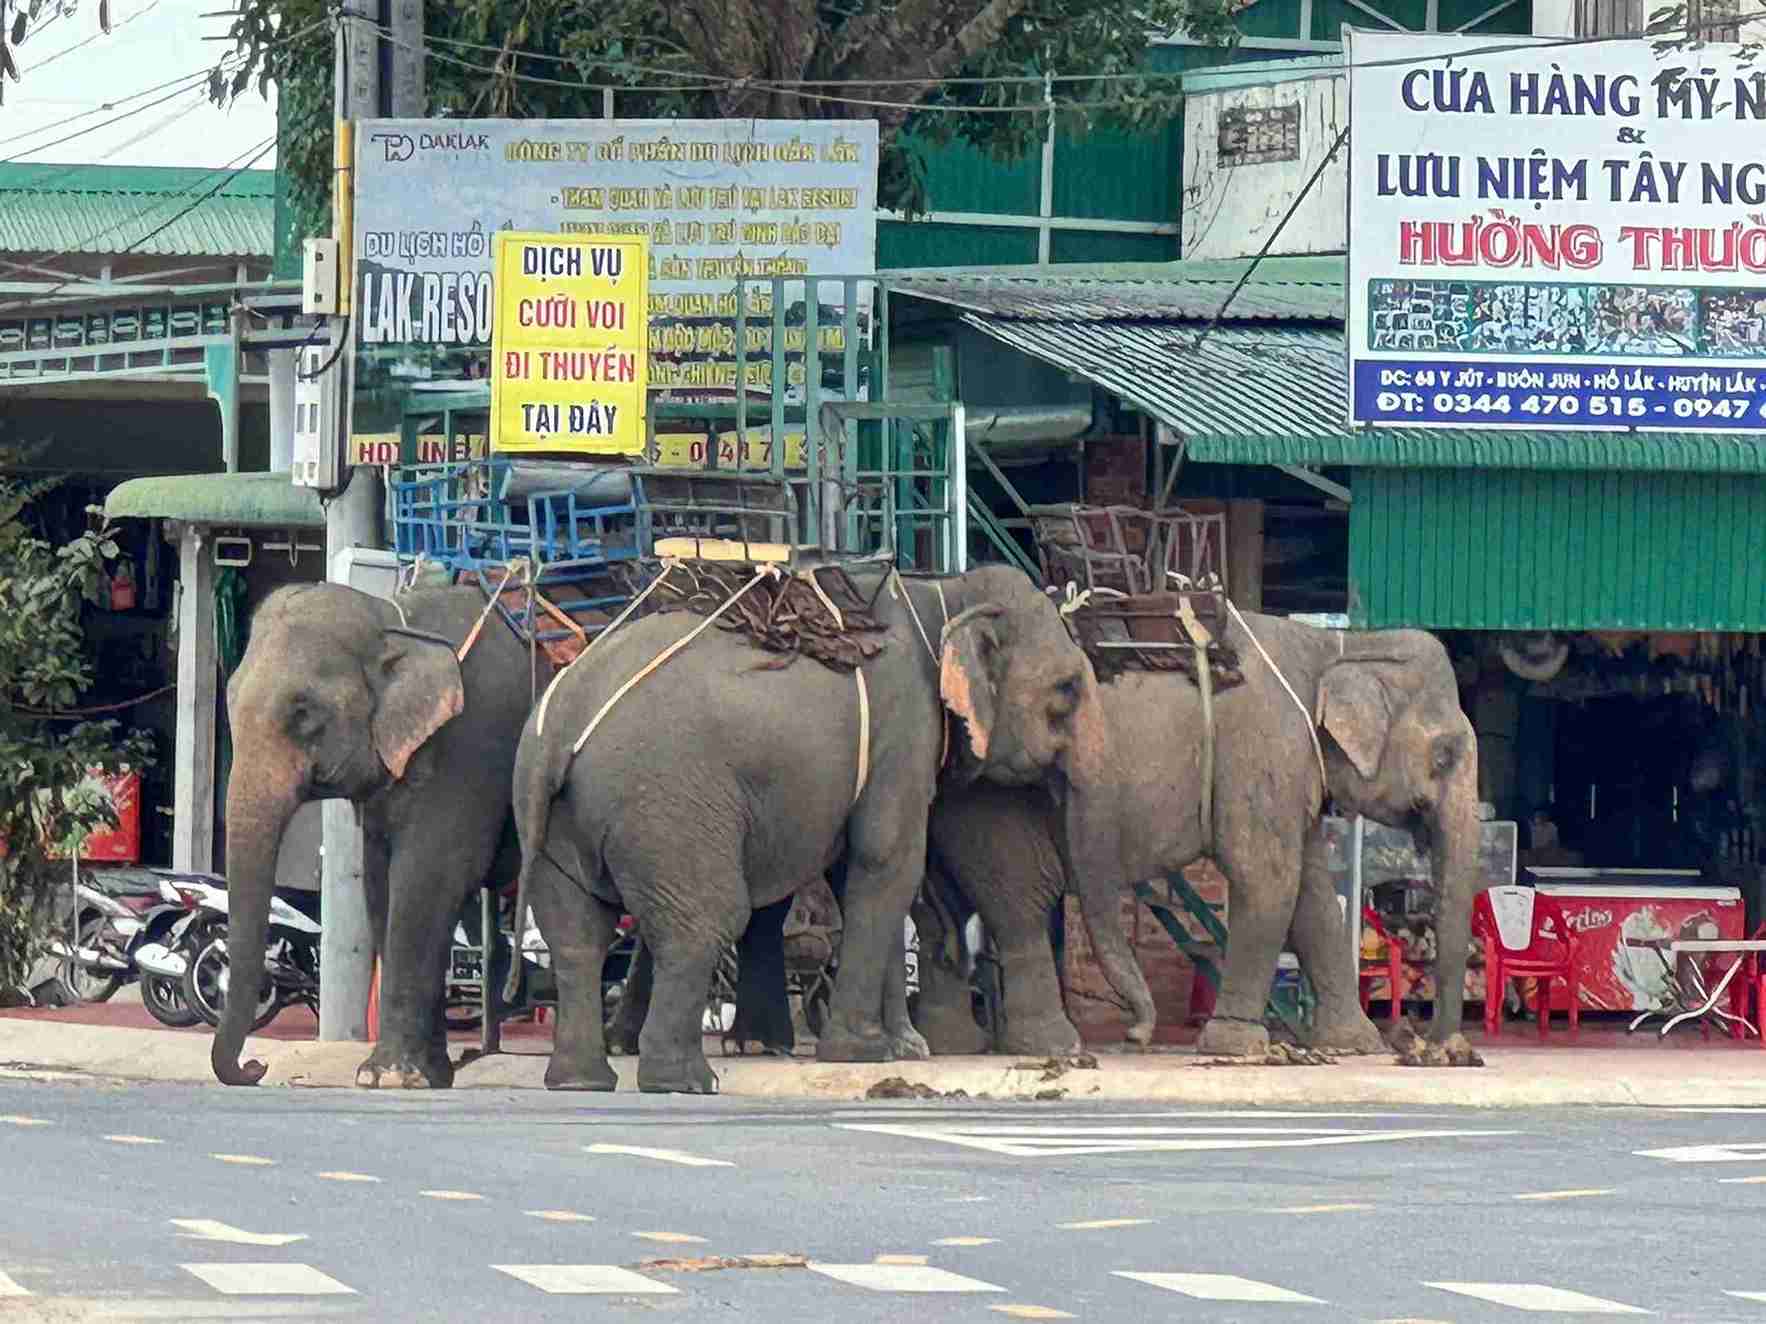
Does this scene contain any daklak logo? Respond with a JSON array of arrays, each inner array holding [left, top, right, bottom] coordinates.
[[370, 131, 415, 163]]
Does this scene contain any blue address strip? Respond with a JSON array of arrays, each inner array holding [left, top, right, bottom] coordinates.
[[1351, 359, 1766, 429]]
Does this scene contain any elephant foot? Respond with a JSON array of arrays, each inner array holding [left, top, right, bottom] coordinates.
[[637, 1052, 720, 1094], [816, 1031, 894, 1063], [998, 1014, 1084, 1057], [1306, 1009, 1389, 1056], [355, 1047, 454, 1091], [889, 1024, 931, 1061], [1397, 1031, 1485, 1069], [545, 1055, 619, 1092], [1195, 1016, 1270, 1059]]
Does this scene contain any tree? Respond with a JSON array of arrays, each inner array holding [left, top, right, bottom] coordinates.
[[6, 0, 1240, 245], [0, 461, 155, 999]]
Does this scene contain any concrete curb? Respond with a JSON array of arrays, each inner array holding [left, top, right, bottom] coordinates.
[[4, 1018, 1765, 1105]]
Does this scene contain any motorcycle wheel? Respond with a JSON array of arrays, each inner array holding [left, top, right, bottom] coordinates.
[[183, 935, 282, 1033], [141, 972, 201, 1028], [61, 915, 125, 1004]]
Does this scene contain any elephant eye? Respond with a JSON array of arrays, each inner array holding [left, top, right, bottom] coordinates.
[[1049, 675, 1081, 718]]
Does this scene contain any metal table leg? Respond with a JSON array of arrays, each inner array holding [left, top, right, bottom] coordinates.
[[1660, 954, 1752, 1038]]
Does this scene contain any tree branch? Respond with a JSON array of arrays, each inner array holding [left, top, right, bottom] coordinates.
[[838, 0, 1034, 129]]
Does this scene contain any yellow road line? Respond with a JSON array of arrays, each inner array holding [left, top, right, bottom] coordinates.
[[1511, 1189, 1614, 1201]]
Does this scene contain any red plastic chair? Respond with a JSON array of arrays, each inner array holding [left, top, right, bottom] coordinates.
[[1722, 920, 1766, 1048], [1358, 905, 1407, 1026], [1473, 886, 1580, 1042]]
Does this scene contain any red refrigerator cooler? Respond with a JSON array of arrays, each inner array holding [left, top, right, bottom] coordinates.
[[1527, 870, 1745, 1013]]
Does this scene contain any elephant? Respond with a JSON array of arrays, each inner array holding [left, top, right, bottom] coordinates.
[[509, 562, 1154, 1094], [214, 582, 542, 1089], [924, 614, 1481, 1063]]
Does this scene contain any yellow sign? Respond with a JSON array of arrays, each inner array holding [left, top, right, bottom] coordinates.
[[353, 433, 486, 466], [490, 232, 648, 455], [654, 429, 809, 470]]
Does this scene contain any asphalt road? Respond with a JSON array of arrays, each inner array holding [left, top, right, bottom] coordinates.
[[2, 1073, 1765, 1322]]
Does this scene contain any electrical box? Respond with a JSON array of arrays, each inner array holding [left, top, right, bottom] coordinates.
[[332, 547, 401, 600], [302, 238, 339, 315], [292, 335, 343, 490]]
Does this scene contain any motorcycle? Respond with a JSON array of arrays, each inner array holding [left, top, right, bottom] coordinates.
[[132, 873, 231, 1029], [41, 869, 203, 1027], [179, 885, 322, 1034]]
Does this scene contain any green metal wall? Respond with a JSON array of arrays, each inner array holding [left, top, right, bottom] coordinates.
[[1349, 468, 1766, 632]]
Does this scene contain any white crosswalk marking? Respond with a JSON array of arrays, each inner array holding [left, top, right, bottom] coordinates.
[[180, 1263, 355, 1296], [493, 1265, 678, 1295], [810, 1263, 1005, 1293], [836, 1122, 1515, 1159], [0, 1270, 29, 1297], [1115, 1272, 1323, 1304], [1726, 1291, 1766, 1303], [583, 1143, 733, 1167], [1426, 1282, 1648, 1313]]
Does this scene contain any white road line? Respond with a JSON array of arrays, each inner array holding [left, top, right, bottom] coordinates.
[[180, 1263, 355, 1296], [0, 1116, 50, 1127], [836, 1122, 1514, 1158], [527, 1210, 595, 1222], [1057, 1218, 1151, 1230], [420, 1190, 484, 1201], [1270, 1203, 1373, 1214], [1721, 1176, 1766, 1185], [1727, 1292, 1766, 1304], [0, 1270, 29, 1296], [632, 1232, 706, 1244], [1512, 1189, 1615, 1202], [809, 1264, 1004, 1293], [989, 1306, 1075, 1319], [171, 1219, 307, 1247], [933, 1237, 999, 1246], [210, 1154, 276, 1166], [583, 1143, 733, 1167], [1635, 1142, 1766, 1163], [1426, 1282, 1648, 1314], [493, 1265, 678, 1295], [317, 1171, 381, 1183], [875, 1255, 929, 1265], [104, 1134, 163, 1145], [1115, 1272, 1323, 1304]]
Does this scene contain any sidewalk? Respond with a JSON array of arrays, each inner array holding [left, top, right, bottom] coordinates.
[[4, 998, 1764, 1104]]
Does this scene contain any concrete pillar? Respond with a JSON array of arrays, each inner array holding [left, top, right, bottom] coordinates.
[[1225, 499, 1265, 612], [203, 341, 240, 474], [268, 350, 296, 472], [173, 525, 217, 873]]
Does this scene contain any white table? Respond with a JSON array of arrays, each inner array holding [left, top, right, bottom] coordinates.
[[1625, 939, 1766, 1039]]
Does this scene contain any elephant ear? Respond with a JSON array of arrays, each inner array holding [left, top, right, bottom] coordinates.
[[939, 607, 1001, 762], [370, 629, 466, 780], [1316, 664, 1392, 781]]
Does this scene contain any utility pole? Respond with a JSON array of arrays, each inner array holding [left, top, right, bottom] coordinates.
[[319, 0, 423, 1043]]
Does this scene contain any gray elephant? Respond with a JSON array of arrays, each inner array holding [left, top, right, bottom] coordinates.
[[510, 563, 1155, 1093], [214, 582, 540, 1089], [925, 614, 1480, 1063]]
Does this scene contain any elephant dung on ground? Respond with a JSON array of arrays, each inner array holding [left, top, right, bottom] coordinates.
[[928, 612, 1480, 1064], [509, 562, 1153, 1094], [215, 582, 543, 1089]]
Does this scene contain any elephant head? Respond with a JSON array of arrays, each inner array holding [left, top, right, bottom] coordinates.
[[214, 585, 465, 1086], [936, 568, 1152, 1043], [1315, 632, 1480, 1043]]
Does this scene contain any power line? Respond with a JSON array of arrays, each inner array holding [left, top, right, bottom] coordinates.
[[19, 0, 164, 78], [0, 65, 235, 163]]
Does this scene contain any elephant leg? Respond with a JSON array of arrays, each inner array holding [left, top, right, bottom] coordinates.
[[965, 878, 1079, 1056], [727, 894, 794, 1055], [883, 921, 929, 1060], [817, 812, 925, 1064], [607, 931, 649, 1057], [527, 849, 619, 1092], [357, 819, 467, 1090], [1292, 824, 1386, 1055], [631, 869, 747, 1094], [1195, 832, 1304, 1059]]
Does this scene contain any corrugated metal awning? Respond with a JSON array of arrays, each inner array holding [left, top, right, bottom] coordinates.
[[962, 314, 1766, 475], [0, 164, 274, 258], [105, 472, 324, 529]]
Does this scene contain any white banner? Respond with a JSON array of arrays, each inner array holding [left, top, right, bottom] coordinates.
[[1347, 31, 1766, 430]]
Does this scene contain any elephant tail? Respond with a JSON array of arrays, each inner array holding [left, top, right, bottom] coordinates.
[[503, 721, 580, 1005]]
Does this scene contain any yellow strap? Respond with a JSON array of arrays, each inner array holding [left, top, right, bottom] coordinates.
[[457, 560, 528, 664], [889, 569, 937, 663], [797, 567, 845, 631], [572, 566, 780, 756], [1223, 597, 1328, 792], [853, 668, 870, 805], [535, 560, 679, 737]]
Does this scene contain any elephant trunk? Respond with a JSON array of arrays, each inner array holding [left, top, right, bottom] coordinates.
[[213, 748, 303, 1086], [1425, 770, 1481, 1045], [1060, 782, 1156, 1047]]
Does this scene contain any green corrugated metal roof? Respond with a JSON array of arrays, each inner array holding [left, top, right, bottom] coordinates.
[[1350, 468, 1766, 631], [0, 164, 275, 258], [104, 472, 323, 529], [885, 256, 1345, 285], [1182, 54, 1345, 94], [959, 313, 1766, 474]]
